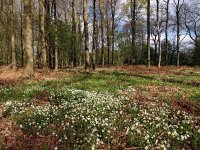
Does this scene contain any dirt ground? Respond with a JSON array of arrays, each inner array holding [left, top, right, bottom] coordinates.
[[0, 65, 198, 83]]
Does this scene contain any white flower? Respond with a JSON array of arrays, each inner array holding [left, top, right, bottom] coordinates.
[[172, 130, 178, 137], [136, 129, 141, 134], [126, 127, 129, 135], [131, 125, 135, 130], [54, 147, 58, 150], [167, 143, 170, 148], [145, 134, 149, 140], [177, 110, 180, 115], [181, 135, 185, 141], [145, 145, 149, 150], [198, 129, 200, 133], [6, 101, 12, 106]]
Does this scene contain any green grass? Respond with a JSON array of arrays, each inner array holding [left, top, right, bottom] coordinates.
[[0, 70, 200, 149], [1, 70, 200, 102]]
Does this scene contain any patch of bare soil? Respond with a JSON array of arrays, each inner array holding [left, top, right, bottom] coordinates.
[[136, 85, 200, 117], [0, 65, 199, 87], [134, 86, 180, 104], [112, 65, 200, 76], [173, 100, 200, 117], [0, 66, 73, 87], [162, 78, 200, 87], [0, 116, 57, 150], [0, 119, 21, 149]]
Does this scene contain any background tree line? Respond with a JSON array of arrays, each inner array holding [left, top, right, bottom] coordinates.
[[0, 0, 200, 78]]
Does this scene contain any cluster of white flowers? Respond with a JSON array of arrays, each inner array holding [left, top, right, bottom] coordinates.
[[1, 85, 200, 149], [125, 101, 200, 149]]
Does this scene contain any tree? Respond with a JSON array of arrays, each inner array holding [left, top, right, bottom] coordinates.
[[53, 0, 58, 71], [130, 0, 136, 65], [157, 0, 162, 68], [83, 0, 90, 72], [5, 0, 10, 65], [22, 0, 34, 78], [110, 0, 117, 64], [173, 0, 184, 67], [151, 22, 158, 65], [71, 0, 77, 67], [77, 5, 83, 67], [10, 0, 16, 70], [92, 0, 97, 70], [39, 0, 46, 69], [147, 0, 150, 67], [0, 0, 5, 65], [99, 0, 105, 66], [0, 0, 199, 69], [164, 0, 170, 65], [44, 0, 52, 68], [183, 2, 200, 42], [106, 0, 111, 65], [20, 0, 24, 67], [183, 2, 200, 65]]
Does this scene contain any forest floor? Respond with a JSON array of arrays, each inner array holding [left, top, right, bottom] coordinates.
[[0, 65, 200, 150]]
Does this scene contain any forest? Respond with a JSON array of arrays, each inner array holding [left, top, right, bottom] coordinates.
[[0, 0, 200, 149]]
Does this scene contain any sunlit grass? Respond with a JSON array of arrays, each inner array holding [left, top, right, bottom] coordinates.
[[0, 70, 200, 149]]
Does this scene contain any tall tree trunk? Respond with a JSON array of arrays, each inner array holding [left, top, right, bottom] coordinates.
[[39, 0, 47, 69], [22, 0, 33, 78], [78, 14, 82, 67], [99, 0, 104, 66], [106, 1, 110, 65], [176, 1, 180, 67], [10, 0, 16, 70], [96, 21, 100, 65], [0, 1, 3, 65], [53, 0, 58, 71], [165, 0, 169, 66], [131, 0, 136, 65], [6, 0, 10, 65], [21, 0, 24, 67], [92, 0, 97, 70], [44, 0, 52, 68], [83, 0, 90, 72], [110, 0, 116, 65], [71, 0, 77, 67], [157, 0, 162, 68], [154, 38, 158, 65], [147, 0, 151, 67]]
